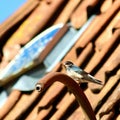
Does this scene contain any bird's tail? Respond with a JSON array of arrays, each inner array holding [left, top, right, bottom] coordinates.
[[93, 78, 103, 85], [88, 74, 103, 85]]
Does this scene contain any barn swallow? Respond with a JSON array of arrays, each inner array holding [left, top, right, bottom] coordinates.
[[63, 61, 103, 85]]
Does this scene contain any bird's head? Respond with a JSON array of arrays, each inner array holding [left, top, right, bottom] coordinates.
[[62, 61, 74, 69]]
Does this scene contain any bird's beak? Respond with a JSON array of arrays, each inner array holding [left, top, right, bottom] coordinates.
[[62, 62, 66, 69]]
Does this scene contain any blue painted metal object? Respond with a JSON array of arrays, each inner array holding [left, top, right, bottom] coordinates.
[[0, 23, 63, 83]]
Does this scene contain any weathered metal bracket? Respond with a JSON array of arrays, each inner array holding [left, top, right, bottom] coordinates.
[[35, 72, 96, 120]]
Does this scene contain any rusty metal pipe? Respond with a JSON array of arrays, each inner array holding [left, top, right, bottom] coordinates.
[[35, 72, 96, 120]]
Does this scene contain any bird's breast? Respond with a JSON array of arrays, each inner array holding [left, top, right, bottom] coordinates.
[[67, 69, 83, 81]]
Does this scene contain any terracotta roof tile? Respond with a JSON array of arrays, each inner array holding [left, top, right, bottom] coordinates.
[[0, 0, 120, 119]]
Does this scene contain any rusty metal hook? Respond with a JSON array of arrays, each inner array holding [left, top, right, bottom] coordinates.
[[35, 72, 96, 120]]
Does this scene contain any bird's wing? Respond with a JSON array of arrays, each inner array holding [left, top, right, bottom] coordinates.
[[70, 66, 85, 79], [72, 66, 102, 85], [71, 66, 87, 76], [71, 66, 83, 73], [76, 69, 89, 79]]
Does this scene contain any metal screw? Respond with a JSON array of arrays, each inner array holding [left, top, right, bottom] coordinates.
[[35, 83, 43, 92]]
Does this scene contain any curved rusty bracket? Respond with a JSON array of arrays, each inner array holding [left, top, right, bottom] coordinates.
[[35, 72, 96, 120]]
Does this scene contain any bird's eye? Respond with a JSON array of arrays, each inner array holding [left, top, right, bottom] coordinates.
[[65, 61, 73, 66]]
